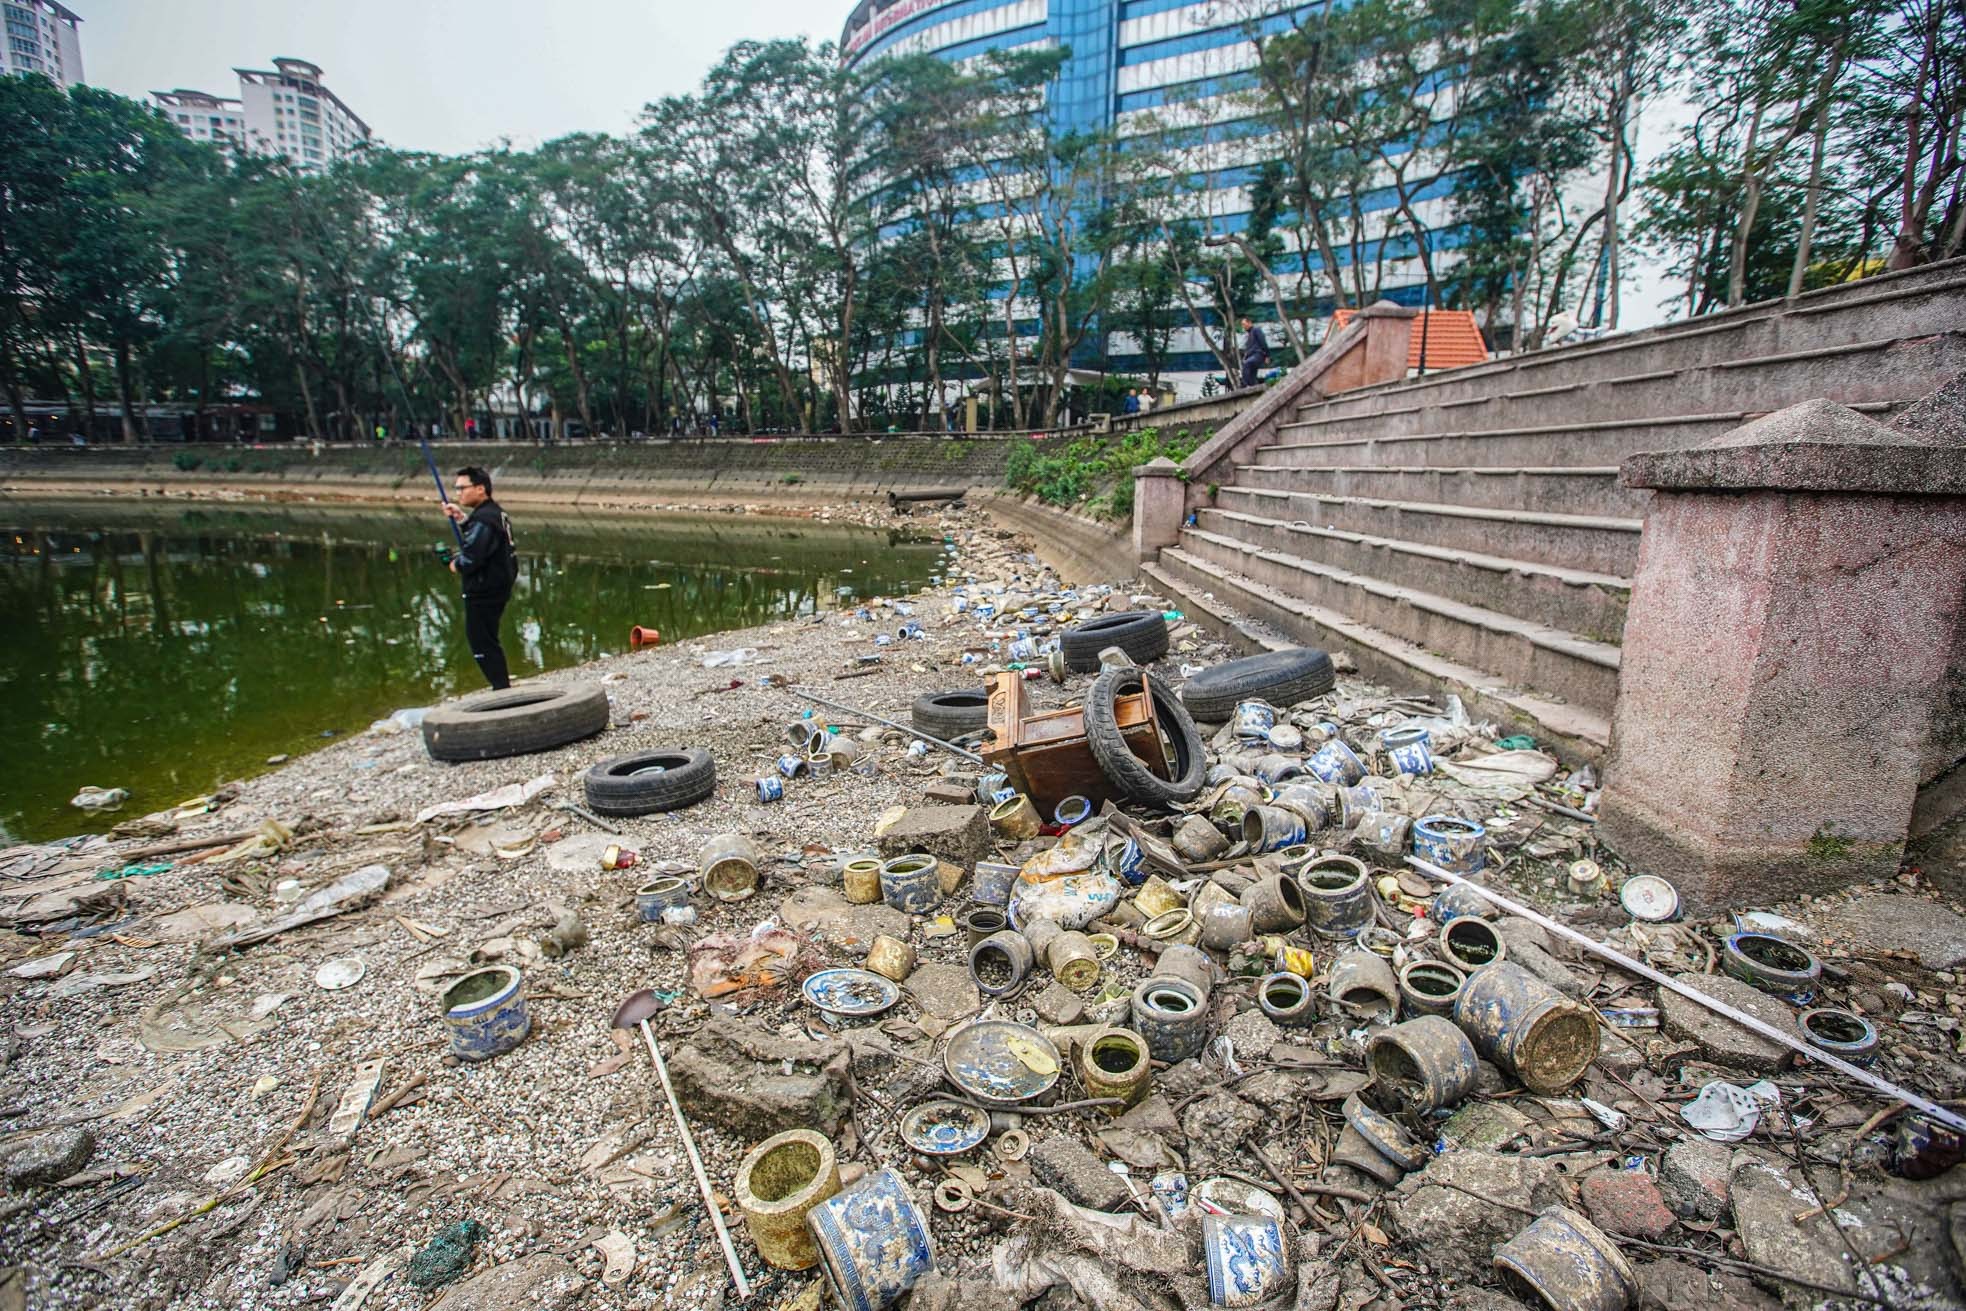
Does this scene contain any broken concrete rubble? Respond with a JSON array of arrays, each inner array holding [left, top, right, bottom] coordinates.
[[667, 1017, 853, 1138]]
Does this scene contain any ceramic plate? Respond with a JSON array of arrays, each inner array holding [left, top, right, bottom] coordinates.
[[1619, 874, 1679, 922], [942, 1019, 1061, 1107], [899, 1099, 991, 1156], [315, 957, 366, 991], [801, 968, 900, 1018]]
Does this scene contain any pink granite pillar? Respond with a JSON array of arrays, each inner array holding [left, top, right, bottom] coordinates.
[[1600, 398, 1966, 909], [1131, 456, 1186, 563]]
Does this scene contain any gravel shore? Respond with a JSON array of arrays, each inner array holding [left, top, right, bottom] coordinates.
[[0, 502, 1229, 1309], [6, 497, 1964, 1311]]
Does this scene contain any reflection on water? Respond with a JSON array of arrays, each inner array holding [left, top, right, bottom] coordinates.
[[1, 500, 941, 842]]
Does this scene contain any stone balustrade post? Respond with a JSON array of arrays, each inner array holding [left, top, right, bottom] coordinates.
[[1600, 393, 1966, 907], [1131, 456, 1186, 563]]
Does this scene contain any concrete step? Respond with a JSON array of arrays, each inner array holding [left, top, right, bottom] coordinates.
[[1213, 485, 1642, 577], [1291, 271, 1966, 428], [1194, 507, 1632, 644], [1233, 460, 1641, 518], [1288, 330, 1962, 444], [1178, 526, 1622, 715], [1145, 549, 1612, 760], [1261, 402, 1905, 473]]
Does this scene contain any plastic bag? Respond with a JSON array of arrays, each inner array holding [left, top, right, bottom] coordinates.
[[1009, 871, 1121, 931], [702, 647, 759, 669]]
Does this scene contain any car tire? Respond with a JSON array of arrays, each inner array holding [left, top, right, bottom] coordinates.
[[1084, 666, 1206, 809], [421, 682, 609, 762], [582, 748, 717, 816], [912, 690, 989, 740], [1180, 648, 1336, 722], [1061, 610, 1169, 672]]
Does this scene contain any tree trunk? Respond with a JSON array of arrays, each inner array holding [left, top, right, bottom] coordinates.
[[1727, 99, 1768, 307], [1790, 90, 1834, 296], [1887, 8, 1938, 269], [294, 356, 324, 441], [553, 306, 594, 436], [72, 331, 96, 438], [1601, 57, 1633, 329], [113, 338, 141, 443], [2, 360, 27, 446]]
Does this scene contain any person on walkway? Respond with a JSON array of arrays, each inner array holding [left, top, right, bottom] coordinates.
[[444, 466, 519, 690], [1140, 388, 1158, 414], [1239, 316, 1270, 388], [1122, 389, 1140, 416]]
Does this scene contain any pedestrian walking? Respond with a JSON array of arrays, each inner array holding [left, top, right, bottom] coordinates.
[[1140, 388, 1157, 414], [1239, 316, 1270, 388], [1122, 390, 1140, 416], [443, 466, 519, 690]]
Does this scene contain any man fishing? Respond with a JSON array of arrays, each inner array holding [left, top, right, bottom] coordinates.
[[443, 466, 519, 689]]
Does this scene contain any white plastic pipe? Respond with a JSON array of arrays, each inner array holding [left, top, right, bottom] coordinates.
[[1404, 854, 1966, 1136]]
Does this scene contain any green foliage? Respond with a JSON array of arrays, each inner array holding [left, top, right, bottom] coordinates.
[[3, 1, 1957, 451], [1004, 426, 1202, 518], [783, 472, 803, 484], [171, 452, 202, 471]]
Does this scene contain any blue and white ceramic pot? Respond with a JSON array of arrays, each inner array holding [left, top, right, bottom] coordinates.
[[441, 965, 529, 1062], [1202, 1212, 1290, 1307], [805, 1168, 936, 1311]]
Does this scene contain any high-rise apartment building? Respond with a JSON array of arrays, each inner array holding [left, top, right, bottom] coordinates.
[[0, 0, 83, 86], [154, 57, 371, 170], [840, 0, 1486, 381]]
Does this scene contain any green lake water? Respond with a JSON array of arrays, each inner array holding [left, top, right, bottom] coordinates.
[[0, 499, 944, 843]]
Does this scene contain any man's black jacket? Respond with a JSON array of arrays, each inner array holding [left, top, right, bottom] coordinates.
[[1242, 325, 1270, 366], [455, 499, 517, 599]]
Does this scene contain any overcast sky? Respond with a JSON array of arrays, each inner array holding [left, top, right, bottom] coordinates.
[[76, 0, 831, 153]]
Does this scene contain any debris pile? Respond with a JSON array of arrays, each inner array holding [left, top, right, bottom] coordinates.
[[1, 504, 1962, 1311]]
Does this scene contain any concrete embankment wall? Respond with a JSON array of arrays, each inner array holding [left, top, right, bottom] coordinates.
[[976, 491, 1137, 585], [0, 436, 1016, 507]]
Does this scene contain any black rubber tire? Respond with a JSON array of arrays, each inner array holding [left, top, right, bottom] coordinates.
[[421, 682, 609, 762], [1179, 648, 1336, 722], [912, 689, 989, 740], [582, 747, 717, 816], [1062, 610, 1169, 672], [1084, 666, 1207, 809]]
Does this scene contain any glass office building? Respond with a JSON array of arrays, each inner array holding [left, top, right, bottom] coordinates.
[[840, 0, 1463, 386]]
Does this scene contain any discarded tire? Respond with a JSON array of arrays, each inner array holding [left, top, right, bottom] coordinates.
[[582, 748, 716, 816], [1180, 647, 1336, 722], [911, 689, 989, 740], [421, 683, 608, 762], [1084, 667, 1206, 809], [1062, 611, 1168, 672]]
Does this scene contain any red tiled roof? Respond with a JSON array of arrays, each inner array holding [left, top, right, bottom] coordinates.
[[1330, 308, 1490, 372]]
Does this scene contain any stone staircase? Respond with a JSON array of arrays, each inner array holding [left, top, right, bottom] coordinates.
[[1142, 258, 1966, 759]]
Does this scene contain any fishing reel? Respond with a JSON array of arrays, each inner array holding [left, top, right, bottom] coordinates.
[[432, 542, 455, 565]]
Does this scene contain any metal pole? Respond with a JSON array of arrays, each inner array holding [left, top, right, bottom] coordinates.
[[634, 1017, 753, 1299], [1403, 854, 1966, 1135], [785, 685, 984, 763]]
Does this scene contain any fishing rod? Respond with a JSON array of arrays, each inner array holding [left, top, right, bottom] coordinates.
[[419, 435, 466, 548]]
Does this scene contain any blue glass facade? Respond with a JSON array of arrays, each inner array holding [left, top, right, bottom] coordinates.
[[841, 0, 1462, 381]]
